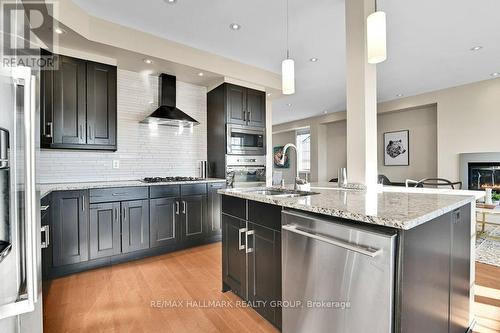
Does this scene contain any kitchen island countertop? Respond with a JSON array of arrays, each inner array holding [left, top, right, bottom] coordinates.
[[219, 185, 483, 230]]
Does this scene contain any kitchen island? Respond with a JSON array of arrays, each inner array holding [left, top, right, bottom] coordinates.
[[219, 186, 480, 333]]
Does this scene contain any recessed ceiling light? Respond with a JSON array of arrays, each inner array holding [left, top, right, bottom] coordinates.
[[164, 0, 176, 4], [286, 103, 292, 107], [396, 93, 404, 97], [490, 72, 500, 77], [148, 101, 154, 105], [309, 57, 319, 62], [197, 72, 204, 77], [143, 58, 153, 64], [323, 110, 328, 114], [470, 46, 483, 51], [229, 23, 241, 31], [267, 93, 272, 97], [54, 27, 65, 35]]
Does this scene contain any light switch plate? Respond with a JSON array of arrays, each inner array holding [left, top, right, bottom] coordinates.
[[112, 160, 120, 169]]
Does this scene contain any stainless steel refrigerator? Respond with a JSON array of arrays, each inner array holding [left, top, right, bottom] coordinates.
[[0, 4, 43, 332]]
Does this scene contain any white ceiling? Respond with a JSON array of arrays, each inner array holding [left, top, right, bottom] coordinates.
[[72, 0, 500, 124]]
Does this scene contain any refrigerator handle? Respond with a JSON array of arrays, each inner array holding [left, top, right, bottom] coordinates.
[[0, 68, 38, 320]]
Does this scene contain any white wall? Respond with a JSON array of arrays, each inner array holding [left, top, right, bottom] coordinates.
[[377, 105, 437, 182], [272, 131, 296, 185], [324, 105, 437, 183], [326, 121, 347, 181], [273, 77, 500, 183], [38, 69, 207, 183]]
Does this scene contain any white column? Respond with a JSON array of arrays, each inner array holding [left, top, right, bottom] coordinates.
[[345, 0, 378, 186]]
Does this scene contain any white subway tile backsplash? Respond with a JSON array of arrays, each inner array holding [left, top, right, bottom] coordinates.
[[38, 69, 208, 183]]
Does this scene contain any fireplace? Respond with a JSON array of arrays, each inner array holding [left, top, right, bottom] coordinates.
[[468, 162, 500, 191]]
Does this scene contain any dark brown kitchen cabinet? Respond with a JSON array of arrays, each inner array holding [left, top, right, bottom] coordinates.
[[225, 84, 266, 127], [222, 213, 247, 298], [89, 202, 121, 260], [207, 182, 226, 236], [41, 51, 117, 151], [246, 222, 281, 327], [86, 61, 117, 147], [51, 190, 88, 266], [221, 196, 282, 329], [181, 195, 207, 242], [150, 197, 179, 248], [52, 55, 87, 145], [121, 200, 150, 253], [245, 88, 266, 127], [226, 84, 247, 125]]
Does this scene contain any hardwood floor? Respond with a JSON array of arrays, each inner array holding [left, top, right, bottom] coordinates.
[[43, 243, 500, 333], [43, 243, 279, 333], [474, 262, 500, 333]]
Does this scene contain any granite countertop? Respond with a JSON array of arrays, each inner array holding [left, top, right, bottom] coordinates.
[[219, 185, 481, 230], [39, 178, 226, 199]]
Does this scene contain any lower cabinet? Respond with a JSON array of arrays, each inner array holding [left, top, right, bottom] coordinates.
[[150, 197, 179, 248], [44, 182, 224, 279], [122, 200, 150, 253], [51, 190, 89, 266], [89, 202, 121, 259], [221, 196, 282, 329], [222, 214, 247, 298], [247, 222, 281, 327], [208, 182, 226, 236], [181, 195, 207, 242]]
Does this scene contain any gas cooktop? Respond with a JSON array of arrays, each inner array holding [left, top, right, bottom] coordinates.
[[141, 176, 204, 184]]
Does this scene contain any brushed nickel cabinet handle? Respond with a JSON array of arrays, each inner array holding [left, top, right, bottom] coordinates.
[[245, 230, 255, 253], [183, 201, 186, 214], [238, 228, 247, 250]]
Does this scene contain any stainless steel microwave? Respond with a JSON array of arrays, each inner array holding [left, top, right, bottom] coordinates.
[[226, 124, 265, 155]]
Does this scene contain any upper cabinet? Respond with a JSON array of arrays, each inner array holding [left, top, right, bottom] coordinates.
[[41, 52, 117, 151], [225, 84, 266, 128], [86, 61, 117, 147]]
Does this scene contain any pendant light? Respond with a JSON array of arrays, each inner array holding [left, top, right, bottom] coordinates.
[[282, 0, 295, 95], [367, 0, 387, 64]]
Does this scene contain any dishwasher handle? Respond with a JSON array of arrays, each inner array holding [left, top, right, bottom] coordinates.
[[282, 224, 382, 258]]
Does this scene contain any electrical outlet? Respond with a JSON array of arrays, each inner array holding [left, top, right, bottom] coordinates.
[[112, 160, 120, 169]]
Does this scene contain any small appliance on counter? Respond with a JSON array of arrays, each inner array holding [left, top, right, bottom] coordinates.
[[226, 155, 266, 188]]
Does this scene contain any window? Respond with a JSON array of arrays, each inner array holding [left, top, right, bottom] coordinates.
[[296, 129, 311, 172]]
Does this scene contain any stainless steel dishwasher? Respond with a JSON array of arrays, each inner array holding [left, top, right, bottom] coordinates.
[[282, 210, 397, 333]]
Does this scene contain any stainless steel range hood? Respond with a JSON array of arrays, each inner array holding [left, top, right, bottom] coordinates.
[[141, 74, 200, 127]]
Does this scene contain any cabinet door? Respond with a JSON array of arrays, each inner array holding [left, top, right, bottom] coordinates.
[[122, 200, 150, 253], [150, 198, 179, 248], [86, 61, 117, 147], [247, 222, 281, 325], [450, 206, 471, 333], [51, 191, 88, 266], [181, 195, 207, 242], [89, 202, 121, 259], [52, 55, 86, 145], [208, 182, 226, 236], [246, 88, 266, 127], [222, 214, 247, 298], [226, 84, 247, 125], [40, 49, 54, 147]]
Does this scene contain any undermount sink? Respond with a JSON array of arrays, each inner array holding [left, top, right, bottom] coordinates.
[[245, 188, 320, 198]]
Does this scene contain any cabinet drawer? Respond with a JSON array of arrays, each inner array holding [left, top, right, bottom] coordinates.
[[150, 185, 180, 199], [181, 184, 207, 196], [248, 200, 282, 231], [222, 195, 246, 220], [89, 187, 148, 203]]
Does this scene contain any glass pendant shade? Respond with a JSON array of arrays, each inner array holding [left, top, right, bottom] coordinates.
[[367, 11, 387, 64], [282, 58, 295, 95]]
